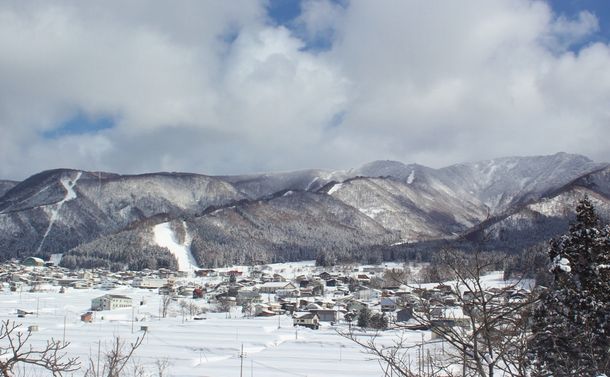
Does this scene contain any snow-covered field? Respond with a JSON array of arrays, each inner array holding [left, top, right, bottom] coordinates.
[[0, 261, 528, 377], [0, 284, 423, 376]]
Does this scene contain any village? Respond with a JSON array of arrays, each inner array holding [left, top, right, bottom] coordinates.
[[2, 257, 531, 333]]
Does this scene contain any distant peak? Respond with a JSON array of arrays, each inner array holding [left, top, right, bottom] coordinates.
[[359, 160, 407, 169], [551, 152, 593, 163]]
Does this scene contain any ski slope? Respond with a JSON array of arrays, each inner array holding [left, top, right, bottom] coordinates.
[[153, 221, 198, 272], [37, 172, 82, 252]]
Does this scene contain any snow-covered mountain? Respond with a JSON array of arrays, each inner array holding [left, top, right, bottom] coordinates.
[[0, 152, 608, 268], [322, 176, 486, 241], [0, 169, 245, 260]]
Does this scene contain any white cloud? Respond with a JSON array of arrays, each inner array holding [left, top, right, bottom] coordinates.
[[1, 0, 610, 180]]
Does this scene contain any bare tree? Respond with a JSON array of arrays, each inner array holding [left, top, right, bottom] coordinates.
[[84, 335, 145, 377], [154, 358, 170, 377], [160, 293, 172, 319], [179, 300, 203, 318], [0, 320, 79, 377], [383, 265, 413, 286], [340, 249, 538, 377], [415, 250, 537, 377], [218, 298, 233, 314], [338, 330, 425, 377]]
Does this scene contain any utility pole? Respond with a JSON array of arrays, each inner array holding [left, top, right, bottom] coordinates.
[[62, 315, 67, 345], [239, 344, 244, 377], [97, 340, 101, 375]]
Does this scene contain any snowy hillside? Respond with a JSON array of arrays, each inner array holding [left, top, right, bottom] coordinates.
[[0, 169, 244, 260], [0, 153, 609, 267], [325, 177, 486, 241]]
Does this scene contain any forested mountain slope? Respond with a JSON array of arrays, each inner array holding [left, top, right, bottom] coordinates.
[[1, 153, 608, 269]]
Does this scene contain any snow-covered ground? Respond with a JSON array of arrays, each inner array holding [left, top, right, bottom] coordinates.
[[0, 261, 527, 377], [0, 285, 422, 377]]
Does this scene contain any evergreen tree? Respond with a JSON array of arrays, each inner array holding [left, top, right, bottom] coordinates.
[[529, 196, 610, 376], [357, 307, 371, 328], [369, 313, 388, 330]]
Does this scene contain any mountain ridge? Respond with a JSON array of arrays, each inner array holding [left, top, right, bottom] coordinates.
[[1, 152, 607, 269]]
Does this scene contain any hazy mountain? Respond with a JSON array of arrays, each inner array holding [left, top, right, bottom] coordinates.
[[1, 152, 608, 268], [220, 169, 345, 199]]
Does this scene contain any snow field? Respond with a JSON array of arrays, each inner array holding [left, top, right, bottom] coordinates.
[[0, 262, 523, 376], [0, 286, 407, 377]]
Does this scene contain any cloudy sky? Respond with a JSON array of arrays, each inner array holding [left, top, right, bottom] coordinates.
[[1, 0, 610, 180]]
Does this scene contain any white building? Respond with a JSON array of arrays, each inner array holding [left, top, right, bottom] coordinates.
[[132, 277, 168, 289], [91, 294, 132, 311], [258, 281, 297, 294]]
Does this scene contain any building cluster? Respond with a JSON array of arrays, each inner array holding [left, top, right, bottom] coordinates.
[[1, 259, 530, 333]]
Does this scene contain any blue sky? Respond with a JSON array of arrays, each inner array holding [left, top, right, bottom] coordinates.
[[267, 0, 302, 25], [43, 112, 115, 140], [548, 0, 610, 42], [3, 1, 610, 179]]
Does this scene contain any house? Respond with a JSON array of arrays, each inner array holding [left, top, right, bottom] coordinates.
[[258, 281, 297, 294], [380, 297, 397, 312], [226, 270, 243, 277], [430, 305, 445, 318], [363, 267, 384, 274], [132, 278, 167, 289], [254, 303, 281, 316], [309, 308, 343, 323], [293, 312, 320, 329], [236, 290, 261, 305], [81, 312, 94, 323], [346, 300, 368, 313], [193, 287, 205, 299], [276, 288, 300, 298], [98, 280, 118, 290], [178, 286, 195, 297], [22, 257, 45, 267], [195, 269, 216, 277], [353, 287, 381, 301], [158, 285, 176, 296], [91, 294, 132, 311], [396, 307, 413, 322]]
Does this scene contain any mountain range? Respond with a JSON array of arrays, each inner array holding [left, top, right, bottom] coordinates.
[[1, 152, 609, 270]]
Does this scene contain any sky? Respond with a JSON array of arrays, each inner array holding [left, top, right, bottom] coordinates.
[[1, 0, 610, 180]]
